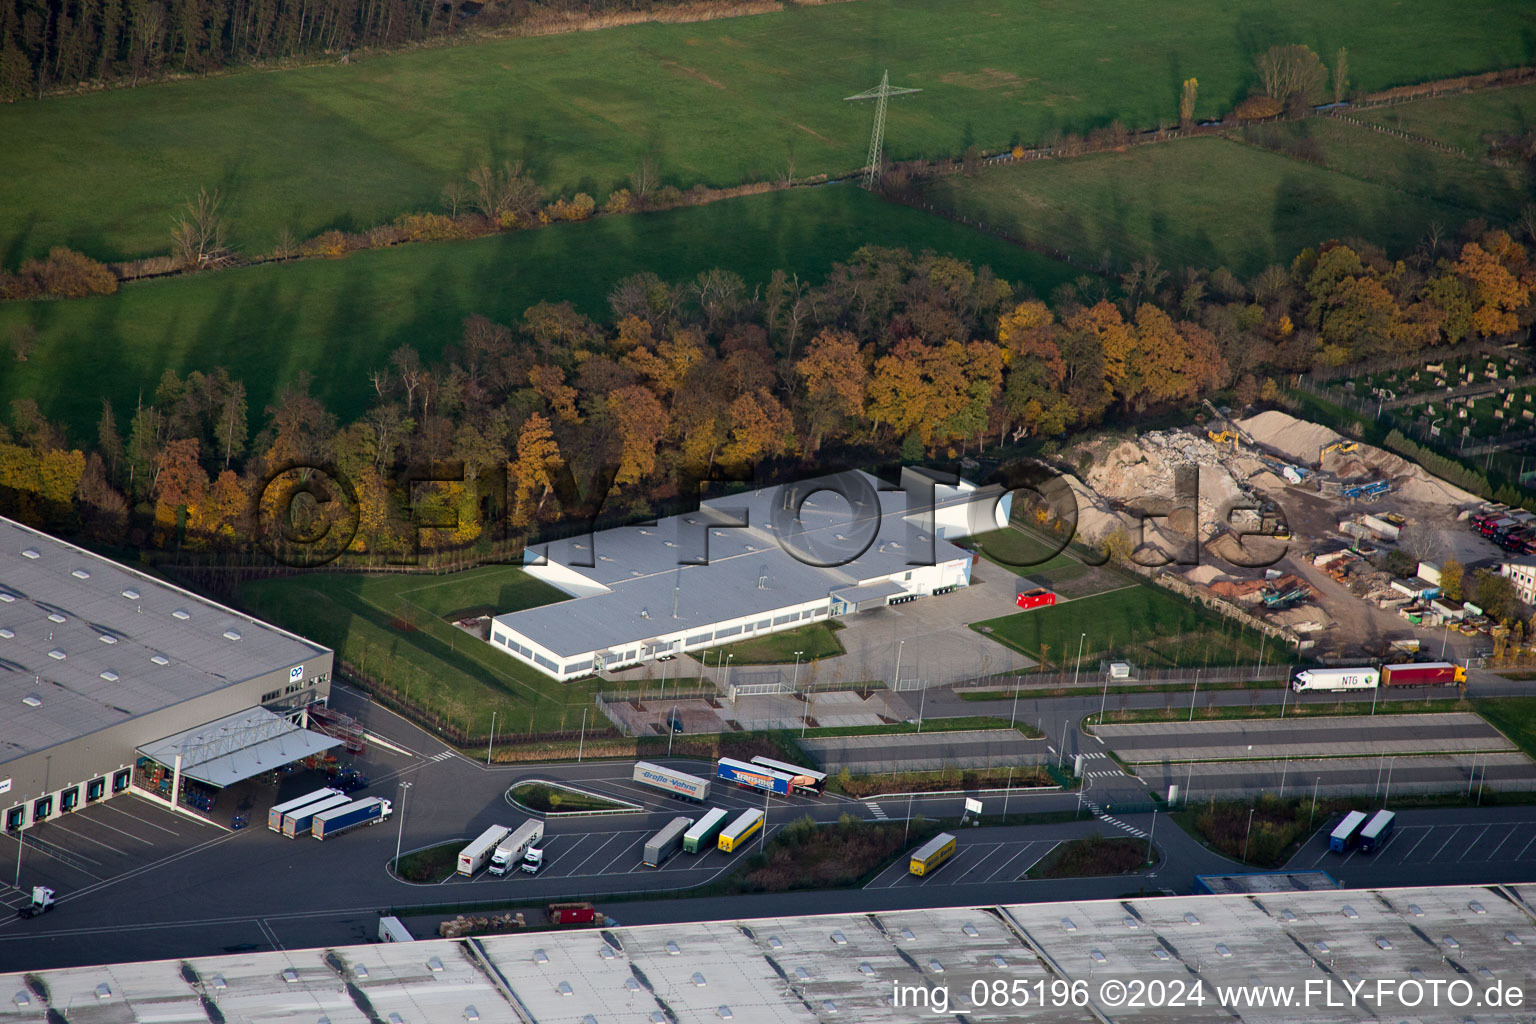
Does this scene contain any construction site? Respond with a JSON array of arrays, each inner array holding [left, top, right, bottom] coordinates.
[[1061, 406, 1509, 662]]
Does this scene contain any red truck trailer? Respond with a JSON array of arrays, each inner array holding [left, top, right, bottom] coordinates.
[[547, 902, 598, 926], [1016, 588, 1056, 610], [1380, 662, 1465, 687]]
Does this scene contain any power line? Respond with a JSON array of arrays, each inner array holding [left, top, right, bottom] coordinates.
[[844, 70, 921, 190]]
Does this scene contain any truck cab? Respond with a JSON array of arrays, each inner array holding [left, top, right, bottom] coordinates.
[[521, 847, 544, 874], [487, 845, 518, 877], [18, 886, 55, 919]]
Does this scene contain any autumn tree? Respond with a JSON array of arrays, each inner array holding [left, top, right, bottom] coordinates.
[[529, 365, 581, 422], [510, 413, 562, 528], [1179, 77, 1198, 128], [171, 187, 233, 270], [1440, 558, 1465, 602], [795, 329, 867, 450], [1455, 239, 1530, 337], [153, 437, 209, 537], [720, 389, 793, 469], [610, 385, 670, 486], [1256, 44, 1326, 110]]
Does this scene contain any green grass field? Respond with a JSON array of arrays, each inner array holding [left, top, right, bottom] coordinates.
[[922, 134, 1485, 276], [1357, 81, 1536, 154], [692, 621, 846, 665], [972, 581, 1268, 669], [969, 526, 1080, 575], [0, 186, 1075, 442], [238, 565, 587, 734], [3, 0, 1531, 262], [1236, 116, 1531, 221]]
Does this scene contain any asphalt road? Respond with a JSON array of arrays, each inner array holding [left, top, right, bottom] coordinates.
[[3, 676, 1534, 973], [1098, 713, 1511, 762]]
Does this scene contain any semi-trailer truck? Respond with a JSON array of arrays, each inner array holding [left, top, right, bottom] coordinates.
[[1328, 810, 1369, 853], [267, 788, 343, 831], [1292, 667, 1380, 693], [312, 797, 392, 839], [633, 762, 711, 802], [716, 757, 792, 795], [458, 824, 512, 877], [1358, 810, 1396, 853], [643, 816, 693, 867], [1380, 662, 1465, 687], [281, 792, 352, 837], [488, 820, 545, 876], [683, 808, 730, 853]]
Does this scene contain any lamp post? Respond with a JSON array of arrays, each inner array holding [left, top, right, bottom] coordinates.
[[894, 640, 905, 688], [1058, 718, 1070, 770], [1310, 777, 1320, 829], [659, 657, 669, 705], [1073, 632, 1086, 687], [1146, 809, 1158, 865], [792, 651, 804, 692], [668, 704, 679, 757], [1099, 671, 1111, 725], [1241, 807, 1256, 863], [1383, 756, 1394, 804], [1279, 675, 1289, 720], [1002, 766, 1014, 823], [916, 683, 928, 734], [1189, 669, 1200, 722], [392, 781, 412, 877], [801, 689, 815, 739], [487, 711, 497, 766], [578, 708, 588, 762], [760, 784, 770, 852], [1009, 676, 1022, 730]]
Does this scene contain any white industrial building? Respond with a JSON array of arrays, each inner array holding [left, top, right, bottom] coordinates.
[[1500, 560, 1536, 606], [3, 884, 1534, 1021], [490, 470, 1012, 680], [0, 516, 336, 834]]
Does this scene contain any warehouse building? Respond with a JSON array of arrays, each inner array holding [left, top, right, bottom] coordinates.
[[4, 884, 1534, 1020], [0, 516, 336, 834], [490, 469, 1011, 680]]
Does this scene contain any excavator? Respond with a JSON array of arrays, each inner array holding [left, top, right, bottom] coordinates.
[[1318, 440, 1359, 464], [1201, 399, 1256, 451]]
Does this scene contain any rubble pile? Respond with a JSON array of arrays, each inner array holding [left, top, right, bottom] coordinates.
[[439, 911, 527, 938], [1083, 430, 1254, 541]]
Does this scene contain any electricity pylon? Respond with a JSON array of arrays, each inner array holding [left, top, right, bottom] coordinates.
[[845, 70, 920, 190]]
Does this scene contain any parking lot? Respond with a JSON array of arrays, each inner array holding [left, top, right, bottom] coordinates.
[[1291, 808, 1536, 886], [0, 795, 229, 909]]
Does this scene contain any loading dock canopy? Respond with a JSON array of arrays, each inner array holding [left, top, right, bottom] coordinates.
[[137, 706, 341, 787], [830, 580, 907, 612]]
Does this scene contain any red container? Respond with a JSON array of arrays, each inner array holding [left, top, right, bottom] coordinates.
[[1016, 588, 1056, 610], [1380, 662, 1461, 687], [548, 902, 597, 925]]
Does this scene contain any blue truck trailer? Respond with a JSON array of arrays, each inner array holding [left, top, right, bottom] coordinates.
[[313, 797, 392, 840], [716, 757, 792, 795]]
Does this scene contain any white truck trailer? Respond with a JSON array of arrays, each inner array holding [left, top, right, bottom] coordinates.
[[633, 761, 711, 802], [1291, 666, 1379, 692], [488, 820, 546, 876], [457, 824, 512, 877]]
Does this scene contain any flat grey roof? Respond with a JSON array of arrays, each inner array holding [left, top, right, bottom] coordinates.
[[137, 706, 341, 787], [4, 885, 1534, 1023], [0, 517, 330, 766], [1196, 870, 1341, 895], [498, 472, 990, 658]]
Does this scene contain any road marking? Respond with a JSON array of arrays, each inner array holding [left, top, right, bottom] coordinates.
[[429, 751, 455, 763], [39, 821, 129, 857], [954, 843, 1007, 883], [868, 803, 888, 820], [67, 812, 158, 846], [1426, 826, 1463, 862], [1456, 825, 1491, 861], [597, 833, 650, 875], [1513, 830, 1536, 861], [1390, 826, 1432, 865], [257, 918, 286, 951], [103, 801, 183, 836], [1014, 841, 1061, 878], [363, 732, 419, 758], [567, 832, 626, 876], [1482, 826, 1519, 861]]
